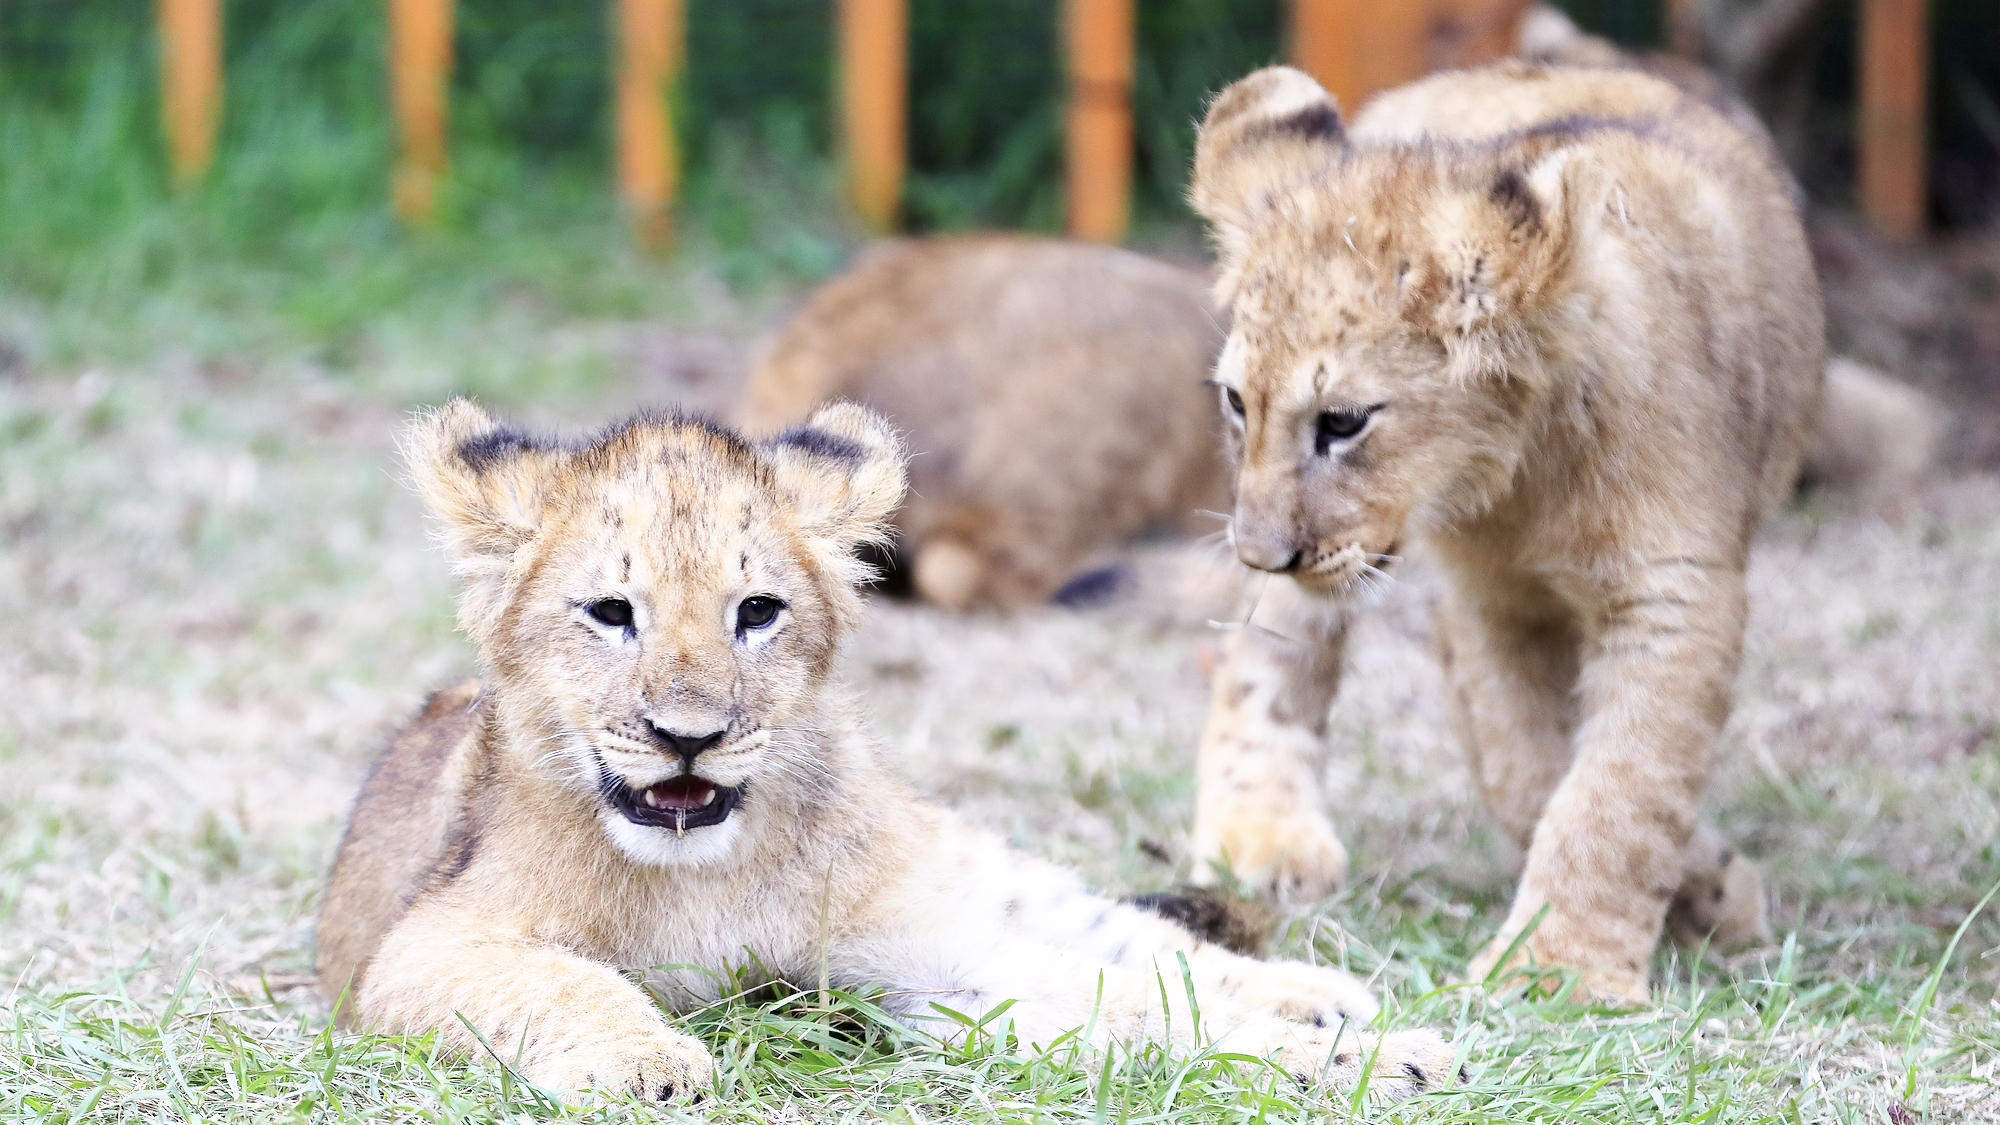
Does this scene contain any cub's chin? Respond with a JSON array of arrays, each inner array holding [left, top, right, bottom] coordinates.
[[600, 807, 749, 867]]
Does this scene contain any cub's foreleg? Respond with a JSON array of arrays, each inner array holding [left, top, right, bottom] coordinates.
[[1192, 579, 1351, 900], [906, 944, 1455, 1098], [1466, 566, 1748, 1003], [357, 901, 713, 1102]]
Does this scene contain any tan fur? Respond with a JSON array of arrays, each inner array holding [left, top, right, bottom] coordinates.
[[737, 231, 1918, 618], [737, 235, 1231, 609], [1187, 61, 1821, 1002], [316, 400, 1458, 1102]]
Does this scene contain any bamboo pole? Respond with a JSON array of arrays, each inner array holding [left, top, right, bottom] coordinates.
[[1289, 0, 1428, 116], [838, 0, 907, 232], [156, 0, 222, 188], [389, 0, 454, 226], [1064, 0, 1133, 243], [1858, 0, 1929, 242], [616, 0, 684, 251]]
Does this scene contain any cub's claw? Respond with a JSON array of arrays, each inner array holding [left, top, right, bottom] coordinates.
[[530, 1029, 715, 1105], [1278, 1027, 1459, 1099]]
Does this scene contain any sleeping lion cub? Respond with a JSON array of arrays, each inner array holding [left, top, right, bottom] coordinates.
[[315, 400, 1456, 1102], [1187, 61, 1821, 1002]]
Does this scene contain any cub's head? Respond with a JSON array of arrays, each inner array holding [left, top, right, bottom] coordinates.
[[406, 399, 905, 866], [1192, 67, 1584, 595]]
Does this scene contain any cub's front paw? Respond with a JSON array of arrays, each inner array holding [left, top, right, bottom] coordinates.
[[530, 1029, 715, 1104], [1255, 964, 1381, 1029], [1193, 805, 1348, 903], [1285, 1028, 1461, 1099], [1466, 931, 1650, 1006]]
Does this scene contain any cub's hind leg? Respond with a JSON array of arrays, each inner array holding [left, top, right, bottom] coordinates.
[[1191, 579, 1351, 901], [1429, 576, 1581, 851]]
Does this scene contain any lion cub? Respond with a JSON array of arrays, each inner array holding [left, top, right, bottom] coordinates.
[[738, 234, 1231, 610], [315, 400, 1454, 1101], [1187, 63, 1821, 1002]]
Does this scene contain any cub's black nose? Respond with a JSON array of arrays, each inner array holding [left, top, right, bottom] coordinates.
[[650, 724, 726, 760]]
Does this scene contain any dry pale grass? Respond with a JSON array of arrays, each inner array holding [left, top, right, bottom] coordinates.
[[2, 347, 1996, 1121]]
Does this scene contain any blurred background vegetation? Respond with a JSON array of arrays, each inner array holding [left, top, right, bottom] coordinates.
[[0, 0, 1995, 370]]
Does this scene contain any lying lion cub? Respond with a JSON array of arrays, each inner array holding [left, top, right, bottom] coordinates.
[[1187, 61, 1821, 1002], [315, 400, 1456, 1101]]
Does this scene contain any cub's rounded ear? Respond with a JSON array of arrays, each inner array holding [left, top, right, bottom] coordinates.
[[761, 402, 907, 552], [1192, 67, 1345, 272], [402, 398, 565, 640]]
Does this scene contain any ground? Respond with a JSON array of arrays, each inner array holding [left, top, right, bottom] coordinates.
[[2, 285, 1997, 1123]]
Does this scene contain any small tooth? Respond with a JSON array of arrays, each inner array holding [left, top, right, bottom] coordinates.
[[700, 788, 717, 807], [644, 788, 662, 809], [674, 810, 686, 839]]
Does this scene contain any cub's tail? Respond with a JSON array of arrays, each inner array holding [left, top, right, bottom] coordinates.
[[1799, 357, 1945, 496], [1130, 886, 1277, 958]]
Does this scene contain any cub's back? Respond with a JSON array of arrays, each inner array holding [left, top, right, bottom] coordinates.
[[316, 679, 486, 1013], [736, 234, 1231, 606], [1361, 62, 1821, 516]]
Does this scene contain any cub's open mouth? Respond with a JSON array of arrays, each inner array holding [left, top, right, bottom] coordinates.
[[602, 772, 745, 836]]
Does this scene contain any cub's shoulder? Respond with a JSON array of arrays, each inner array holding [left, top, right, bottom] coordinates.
[[316, 678, 487, 1009]]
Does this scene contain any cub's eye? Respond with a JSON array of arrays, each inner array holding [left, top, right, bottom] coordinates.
[[1206, 380, 1245, 418], [586, 598, 634, 628], [736, 596, 785, 631], [1315, 407, 1375, 454]]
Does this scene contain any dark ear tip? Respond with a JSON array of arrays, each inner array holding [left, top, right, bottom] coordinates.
[[771, 425, 867, 462], [455, 423, 547, 472]]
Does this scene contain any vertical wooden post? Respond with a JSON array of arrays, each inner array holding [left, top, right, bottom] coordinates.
[[616, 0, 684, 251], [1858, 0, 1928, 241], [838, 0, 907, 233], [156, 0, 222, 188], [1290, 0, 1427, 115], [1064, 0, 1134, 243], [389, 0, 454, 226]]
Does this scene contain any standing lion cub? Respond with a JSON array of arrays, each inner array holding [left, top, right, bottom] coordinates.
[[1187, 62, 1821, 1002], [315, 400, 1457, 1101]]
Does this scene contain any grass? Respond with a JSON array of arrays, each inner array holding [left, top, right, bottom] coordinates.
[[2, 283, 1998, 1121], [2, 16, 1998, 1118]]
